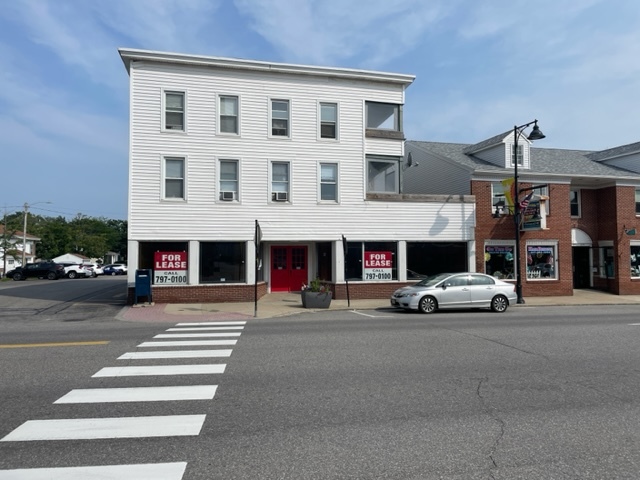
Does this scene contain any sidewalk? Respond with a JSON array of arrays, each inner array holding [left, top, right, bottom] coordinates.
[[118, 289, 640, 323]]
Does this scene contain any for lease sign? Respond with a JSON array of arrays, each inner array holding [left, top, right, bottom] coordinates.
[[364, 251, 393, 281], [153, 251, 188, 285]]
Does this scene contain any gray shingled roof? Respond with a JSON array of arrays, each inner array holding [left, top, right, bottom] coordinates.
[[408, 140, 640, 180], [586, 140, 640, 162], [462, 131, 511, 154]]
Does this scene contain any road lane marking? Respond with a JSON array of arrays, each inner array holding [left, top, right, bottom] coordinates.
[[92, 364, 226, 377], [0, 415, 206, 441], [55, 385, 218, 404], [0, 462, 187, 479], [352, 311, 394, 318], [166, 326, 244, 331], [176, 321, 246, 326], [119, 350, 232, 359], [0, 341, 109, 349], [138, 340, 237, 347], [154, 333, 241, 338]]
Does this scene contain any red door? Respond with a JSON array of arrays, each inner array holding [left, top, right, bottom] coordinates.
[[270, 246, 308, 292]]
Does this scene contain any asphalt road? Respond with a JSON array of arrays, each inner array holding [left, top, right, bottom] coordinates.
[[1, 280, 640, 479]]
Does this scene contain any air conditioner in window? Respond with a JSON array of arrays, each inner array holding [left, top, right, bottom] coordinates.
[[221, 191, 235, 201], [274, 192, 288, 202]]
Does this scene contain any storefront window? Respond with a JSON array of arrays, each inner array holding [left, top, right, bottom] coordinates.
[[200, 242, 246, 283], [631, 245, 640, 277], [599, 246, 615, 278], [484, 244, 515, 279], [526, 244, 556, 279], [345, 241, 397, 281], [407, 242, 467, 279]]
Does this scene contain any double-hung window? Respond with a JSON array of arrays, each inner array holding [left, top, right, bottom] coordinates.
[[271, 162, 290, 201], [219, 95, 239, 134], [511, 144, 524, 166], [367, 156, 399, 194], [164, 157, 185, 200], [320, 102, 337, 139], [164, 91, 185, 131], [219, 159, 239, 201], [570, 189, 580, 217], [271, 99, 290, 137], [635, 188, 640, 215], [319, 163, 338, 201]]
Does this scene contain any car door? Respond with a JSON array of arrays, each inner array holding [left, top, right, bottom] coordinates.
[[438, 274, 471, 308], [468, 274, 496, 307]]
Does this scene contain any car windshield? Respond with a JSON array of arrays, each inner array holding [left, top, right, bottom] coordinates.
[[414, 273, 452, 287]]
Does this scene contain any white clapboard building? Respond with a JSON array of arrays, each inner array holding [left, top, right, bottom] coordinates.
[[118, 48, 476, 303]]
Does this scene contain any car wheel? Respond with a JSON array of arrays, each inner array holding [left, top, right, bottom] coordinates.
[[47, 272, 57, 280], [13, 273, 22, 281], [111, 271, 117, 276], [68, 271, 77, 279], [418, 295, 437, 314], [491, 295, 509, 313]]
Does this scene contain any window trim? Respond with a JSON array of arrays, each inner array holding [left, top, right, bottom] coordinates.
[[510, 143, 524, 167], [217, 158, 240, 203], [318, 162, 339, 203], [318, 101, 338, 141], [218, 94, 240, 136], [525, 240, 558, 281], [365, 101, 400, 131], [162, 89, 186, 133], [270, 160, 291, 203], [635, 188, 640, 216], [162, 155, 187, 202], [269, 98, 291, 138]]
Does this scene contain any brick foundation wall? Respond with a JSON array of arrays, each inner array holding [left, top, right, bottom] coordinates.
[[128, 282, 268, 305]]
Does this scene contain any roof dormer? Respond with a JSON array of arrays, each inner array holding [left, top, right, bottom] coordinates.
[[463, 130, 532, 170]]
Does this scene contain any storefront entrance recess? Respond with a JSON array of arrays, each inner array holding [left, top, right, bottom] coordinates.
[[271, 246, 308, 292]]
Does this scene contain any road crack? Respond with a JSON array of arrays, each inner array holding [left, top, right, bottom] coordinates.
[[476, 376, 505, 479]]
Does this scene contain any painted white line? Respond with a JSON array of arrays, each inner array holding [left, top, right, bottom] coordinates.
[[176, 321, 246, 326], [119, 350, 232, 359], [138, 340, 237, 347], [166, 326, 244, 331], [629, 323, 640, 325], [352, 310, 394, 318], [154, 333, 241, 338], [55, 385, 217, 404], [0, 462, 187, 479], [0, 415, 205, 442], [92, 364, 226, 377]]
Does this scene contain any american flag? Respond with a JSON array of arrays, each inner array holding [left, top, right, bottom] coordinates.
[[519, 192, 534, 210]]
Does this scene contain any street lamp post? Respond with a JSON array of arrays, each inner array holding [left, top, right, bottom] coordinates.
[[21, 201, 51, 267], [512, 120, 545, 304]]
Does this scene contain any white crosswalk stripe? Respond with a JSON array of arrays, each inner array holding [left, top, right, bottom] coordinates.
[[0, 462, 188, 480], [0, 415, 206, 441], [176, 321, 246, 326], [154, 332, 241, 338], [93, 364, 226, 377], [166, 326, 244, 331], [54, 385, 218, 404], [138, 339, 237, 347], [118, 349, 232, 359]]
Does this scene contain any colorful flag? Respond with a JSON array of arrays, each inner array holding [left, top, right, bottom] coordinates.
[[519, 192, 534, 210]]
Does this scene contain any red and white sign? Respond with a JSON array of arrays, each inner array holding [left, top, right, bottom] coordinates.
[[153, 251, 188, 284], [364, 251, 393, 281]]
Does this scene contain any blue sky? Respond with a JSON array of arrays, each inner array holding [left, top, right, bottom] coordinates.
[[2, 0, 639, 221]]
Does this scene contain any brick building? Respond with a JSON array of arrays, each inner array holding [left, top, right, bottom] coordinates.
[[406, 135, 640, 297]]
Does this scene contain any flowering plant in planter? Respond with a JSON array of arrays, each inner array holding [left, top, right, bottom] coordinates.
[[301, 278, 332, 308]]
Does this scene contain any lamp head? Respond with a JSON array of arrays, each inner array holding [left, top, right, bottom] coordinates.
[[527, 122, 545, 141]]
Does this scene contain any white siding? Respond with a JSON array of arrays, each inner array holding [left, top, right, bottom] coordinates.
[[127, 57, 473, 244]]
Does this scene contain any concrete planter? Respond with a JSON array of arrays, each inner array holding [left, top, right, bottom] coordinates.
[[301, 290, 332, 308]]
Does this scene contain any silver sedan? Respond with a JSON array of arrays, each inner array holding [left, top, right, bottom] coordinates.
[[390, 272, 517, 314]]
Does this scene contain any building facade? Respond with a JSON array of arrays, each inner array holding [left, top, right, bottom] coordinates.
[[119, 49, 476, 303], [406, 135, 640, 297]]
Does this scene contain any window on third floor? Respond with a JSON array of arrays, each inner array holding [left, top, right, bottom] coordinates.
[[319, 102, 338, 139], [366, 102, 399, 131], [219, 95, 239, 135], [635, 188, 640, 215], [164, 91, 185, 131], [271, 99, 290, 137]]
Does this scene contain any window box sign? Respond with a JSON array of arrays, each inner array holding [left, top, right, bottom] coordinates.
[[364, 251, 393, 281], [154, 251, 188, 284]]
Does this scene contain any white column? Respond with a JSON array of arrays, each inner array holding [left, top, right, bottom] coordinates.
[[398, 240, 407, 281], [126, 240, 138, 285], [246, 240, 256, 284], [188, 241, 199, 284], [335, 239, 344, 283]]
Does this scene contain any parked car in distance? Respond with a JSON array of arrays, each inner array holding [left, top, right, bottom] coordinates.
[[59, 263, 93, 279], [83, 263, 104, 276], [103, 264, 126, 276], [390, 272, 517, 314], [9, 262, 65, 281]]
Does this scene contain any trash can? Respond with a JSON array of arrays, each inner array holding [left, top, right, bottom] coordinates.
[[134, 269, 153, 305]]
